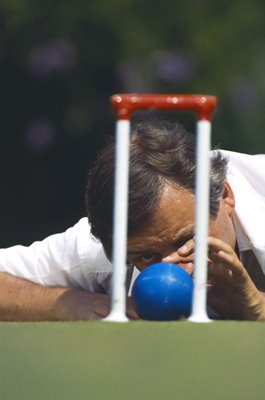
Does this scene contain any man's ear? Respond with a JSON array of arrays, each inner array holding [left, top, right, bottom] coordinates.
[[222, 181, 235, 217]]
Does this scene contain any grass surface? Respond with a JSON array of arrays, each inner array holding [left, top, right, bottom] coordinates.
[[0, 320, 264, 400]]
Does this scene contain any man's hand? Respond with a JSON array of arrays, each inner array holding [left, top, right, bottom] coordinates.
[[162, 238, 195, 275], [162, 237, 265, 321], [206, 237, 265, 320], [0, 272, 139, 321], [54, 289, 139, 321]]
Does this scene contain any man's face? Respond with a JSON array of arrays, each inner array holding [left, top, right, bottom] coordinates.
[[127, 183, 236, 272]]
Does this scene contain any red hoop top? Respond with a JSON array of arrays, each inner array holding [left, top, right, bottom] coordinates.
[[111, 93, 217, 121]]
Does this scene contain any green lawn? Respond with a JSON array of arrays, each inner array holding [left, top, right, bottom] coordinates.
[[0, 321, 264, 400]]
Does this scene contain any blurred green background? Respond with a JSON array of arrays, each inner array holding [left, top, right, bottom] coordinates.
[[1, 0, 265, 246]]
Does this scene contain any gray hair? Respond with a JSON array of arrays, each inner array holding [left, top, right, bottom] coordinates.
[[86, 120, 228, 255]]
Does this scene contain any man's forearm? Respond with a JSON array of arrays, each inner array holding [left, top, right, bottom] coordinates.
[[0, 272, 111, 321]]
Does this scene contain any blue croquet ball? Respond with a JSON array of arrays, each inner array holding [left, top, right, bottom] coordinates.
[[132, 262, 193, 321]]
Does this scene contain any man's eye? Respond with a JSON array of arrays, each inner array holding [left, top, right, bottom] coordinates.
[[142, 253, 154, 261], [140, 253, 158, 264]]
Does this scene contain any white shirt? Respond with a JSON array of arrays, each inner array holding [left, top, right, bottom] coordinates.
[[0, 150, 265, 293], [222, 150, 265, 274], [0, 218, 113, 293]]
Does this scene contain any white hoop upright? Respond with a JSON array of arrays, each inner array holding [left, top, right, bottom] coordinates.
[[104, 120, 130, 322], [188, 120, 212, 323]]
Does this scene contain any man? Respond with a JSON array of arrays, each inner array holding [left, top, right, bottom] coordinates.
[[86, 119, 265, 320], [1, 119, 265, 320]]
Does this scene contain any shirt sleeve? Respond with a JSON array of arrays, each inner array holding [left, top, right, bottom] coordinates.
[[0, 218, 113, 293]]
